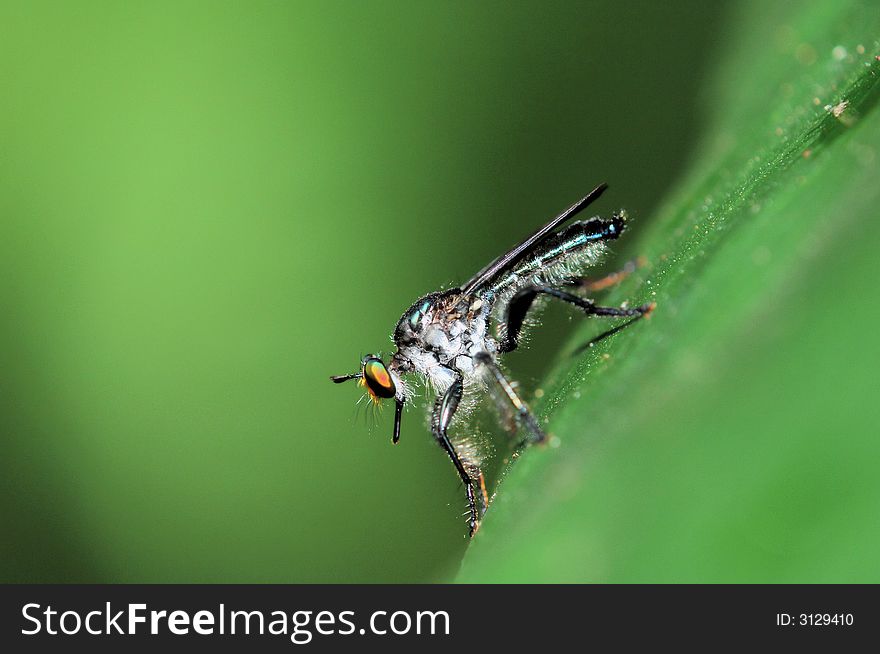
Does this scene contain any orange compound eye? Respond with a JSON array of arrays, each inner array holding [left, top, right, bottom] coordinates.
[[362, 357, 396, 400]]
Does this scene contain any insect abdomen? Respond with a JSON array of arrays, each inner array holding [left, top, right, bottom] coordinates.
[[490, 215, 625, 295]]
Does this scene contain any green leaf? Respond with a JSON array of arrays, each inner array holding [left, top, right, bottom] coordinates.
[[458, 1, 880, 582]]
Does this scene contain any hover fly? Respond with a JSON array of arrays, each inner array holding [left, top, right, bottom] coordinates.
[[331, 183, 654, 536]]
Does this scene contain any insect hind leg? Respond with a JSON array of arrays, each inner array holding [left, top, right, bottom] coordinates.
[[499, 285, 655, 353], [572, 257, 646, 293]]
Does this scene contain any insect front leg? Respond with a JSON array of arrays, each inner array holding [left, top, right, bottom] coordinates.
[[431, 375, 484, 536], [474, 352, 546, 445], [499, 285, 655, 353]]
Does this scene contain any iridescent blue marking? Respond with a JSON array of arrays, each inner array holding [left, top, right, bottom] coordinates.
[[489, 230, 603, 295]]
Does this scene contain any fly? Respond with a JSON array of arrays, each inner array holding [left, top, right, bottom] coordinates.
[[331, 183, 654, 536]]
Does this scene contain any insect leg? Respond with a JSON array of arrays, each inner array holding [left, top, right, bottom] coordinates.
[[431, 376, 481, 535], [572, 314, 646, 356], [499, 286, 655, 353], [474, 352, 546, 444], [574, 257, 644, 293]]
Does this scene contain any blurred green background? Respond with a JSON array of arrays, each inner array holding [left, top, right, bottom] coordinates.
[[3, 1, 872, 583]]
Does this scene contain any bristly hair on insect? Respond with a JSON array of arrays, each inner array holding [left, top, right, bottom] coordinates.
[[331, 183, 655, 536]]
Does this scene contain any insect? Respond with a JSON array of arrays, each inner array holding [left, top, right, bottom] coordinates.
[[331, 183, 654, 536]]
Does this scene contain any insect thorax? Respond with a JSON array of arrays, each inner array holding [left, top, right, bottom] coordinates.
[[391, 289, 496, 384]]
